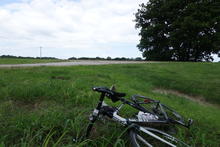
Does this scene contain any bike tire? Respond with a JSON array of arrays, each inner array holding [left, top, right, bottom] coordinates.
[[129, 127, 189, 147]]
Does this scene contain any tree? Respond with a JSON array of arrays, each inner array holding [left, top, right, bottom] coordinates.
[[135, 0, 220, 61]]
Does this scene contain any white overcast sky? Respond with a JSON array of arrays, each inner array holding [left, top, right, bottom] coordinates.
[[0, 0, 146, 59], [0, 0, 219, 61]]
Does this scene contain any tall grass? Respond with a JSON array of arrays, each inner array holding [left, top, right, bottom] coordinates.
[[0, 62, 219, 146]]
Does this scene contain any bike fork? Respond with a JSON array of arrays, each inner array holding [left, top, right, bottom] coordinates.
[[85, 118, 96, 138], [85, 92, 105, 138]]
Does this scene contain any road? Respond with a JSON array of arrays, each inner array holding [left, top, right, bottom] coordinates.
[[0, 60, 149, 68]]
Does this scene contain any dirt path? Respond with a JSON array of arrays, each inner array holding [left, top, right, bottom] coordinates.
[[0, 60, 153, 68], [153, 88, 219, 108]]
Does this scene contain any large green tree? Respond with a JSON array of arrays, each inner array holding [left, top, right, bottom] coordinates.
[[135, 0, 220, 61]]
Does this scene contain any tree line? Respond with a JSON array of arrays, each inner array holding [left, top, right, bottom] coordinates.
[[68, 56, 143, 61], [0, 55, 143, 61], [0, 55, 58, 60]]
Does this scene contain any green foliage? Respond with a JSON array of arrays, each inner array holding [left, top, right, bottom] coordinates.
[[135, 0, 220, 61], [0, 63, 219, 146]]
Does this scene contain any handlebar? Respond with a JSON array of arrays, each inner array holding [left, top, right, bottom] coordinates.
[[93, 87, 126, 102]]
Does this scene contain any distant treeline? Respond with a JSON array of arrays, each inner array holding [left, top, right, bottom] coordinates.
[[68, 56, 143, 61], [0, 55, 143, 61], [0, 55, 58, 60]]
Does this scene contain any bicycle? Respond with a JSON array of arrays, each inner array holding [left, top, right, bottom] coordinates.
[[85, 86, 193, 146]]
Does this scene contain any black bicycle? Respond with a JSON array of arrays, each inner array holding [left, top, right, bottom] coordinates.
[[85, 86, 193, 147]]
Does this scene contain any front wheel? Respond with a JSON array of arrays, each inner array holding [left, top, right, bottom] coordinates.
[[129, 127, 189, 147]]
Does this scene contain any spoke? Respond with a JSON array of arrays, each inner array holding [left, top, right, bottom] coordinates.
[[143, 127, 189, 147], [137, 134, 153, 147], [140, 127, 176, 147]]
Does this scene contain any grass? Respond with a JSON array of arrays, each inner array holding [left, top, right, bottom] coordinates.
[[0, 62, 219, 146], [0, 58, 64, 64]]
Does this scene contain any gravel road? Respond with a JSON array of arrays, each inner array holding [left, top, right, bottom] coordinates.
[[0, 60, 148, 68]]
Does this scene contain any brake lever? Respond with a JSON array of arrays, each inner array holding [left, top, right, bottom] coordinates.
[[110, 85, 116, 91]]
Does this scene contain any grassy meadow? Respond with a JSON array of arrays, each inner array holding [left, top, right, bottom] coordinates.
[[0, 62, 219, 146], [0, 58, 63, 64]]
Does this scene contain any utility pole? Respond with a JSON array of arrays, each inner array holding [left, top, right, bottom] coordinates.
[[40, 46, 42, 58]]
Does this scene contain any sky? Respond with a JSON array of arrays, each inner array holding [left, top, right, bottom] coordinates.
[[0, 0, 219, 61], [0, 0, 146, 59]]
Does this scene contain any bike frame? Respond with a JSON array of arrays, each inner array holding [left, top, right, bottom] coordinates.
[[85, 96, 176, 146], [85, 90, 191, 146]]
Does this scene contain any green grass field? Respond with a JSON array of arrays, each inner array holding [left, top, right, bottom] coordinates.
[[0, 58, 63, 64], [0, 63, 219, 146]]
